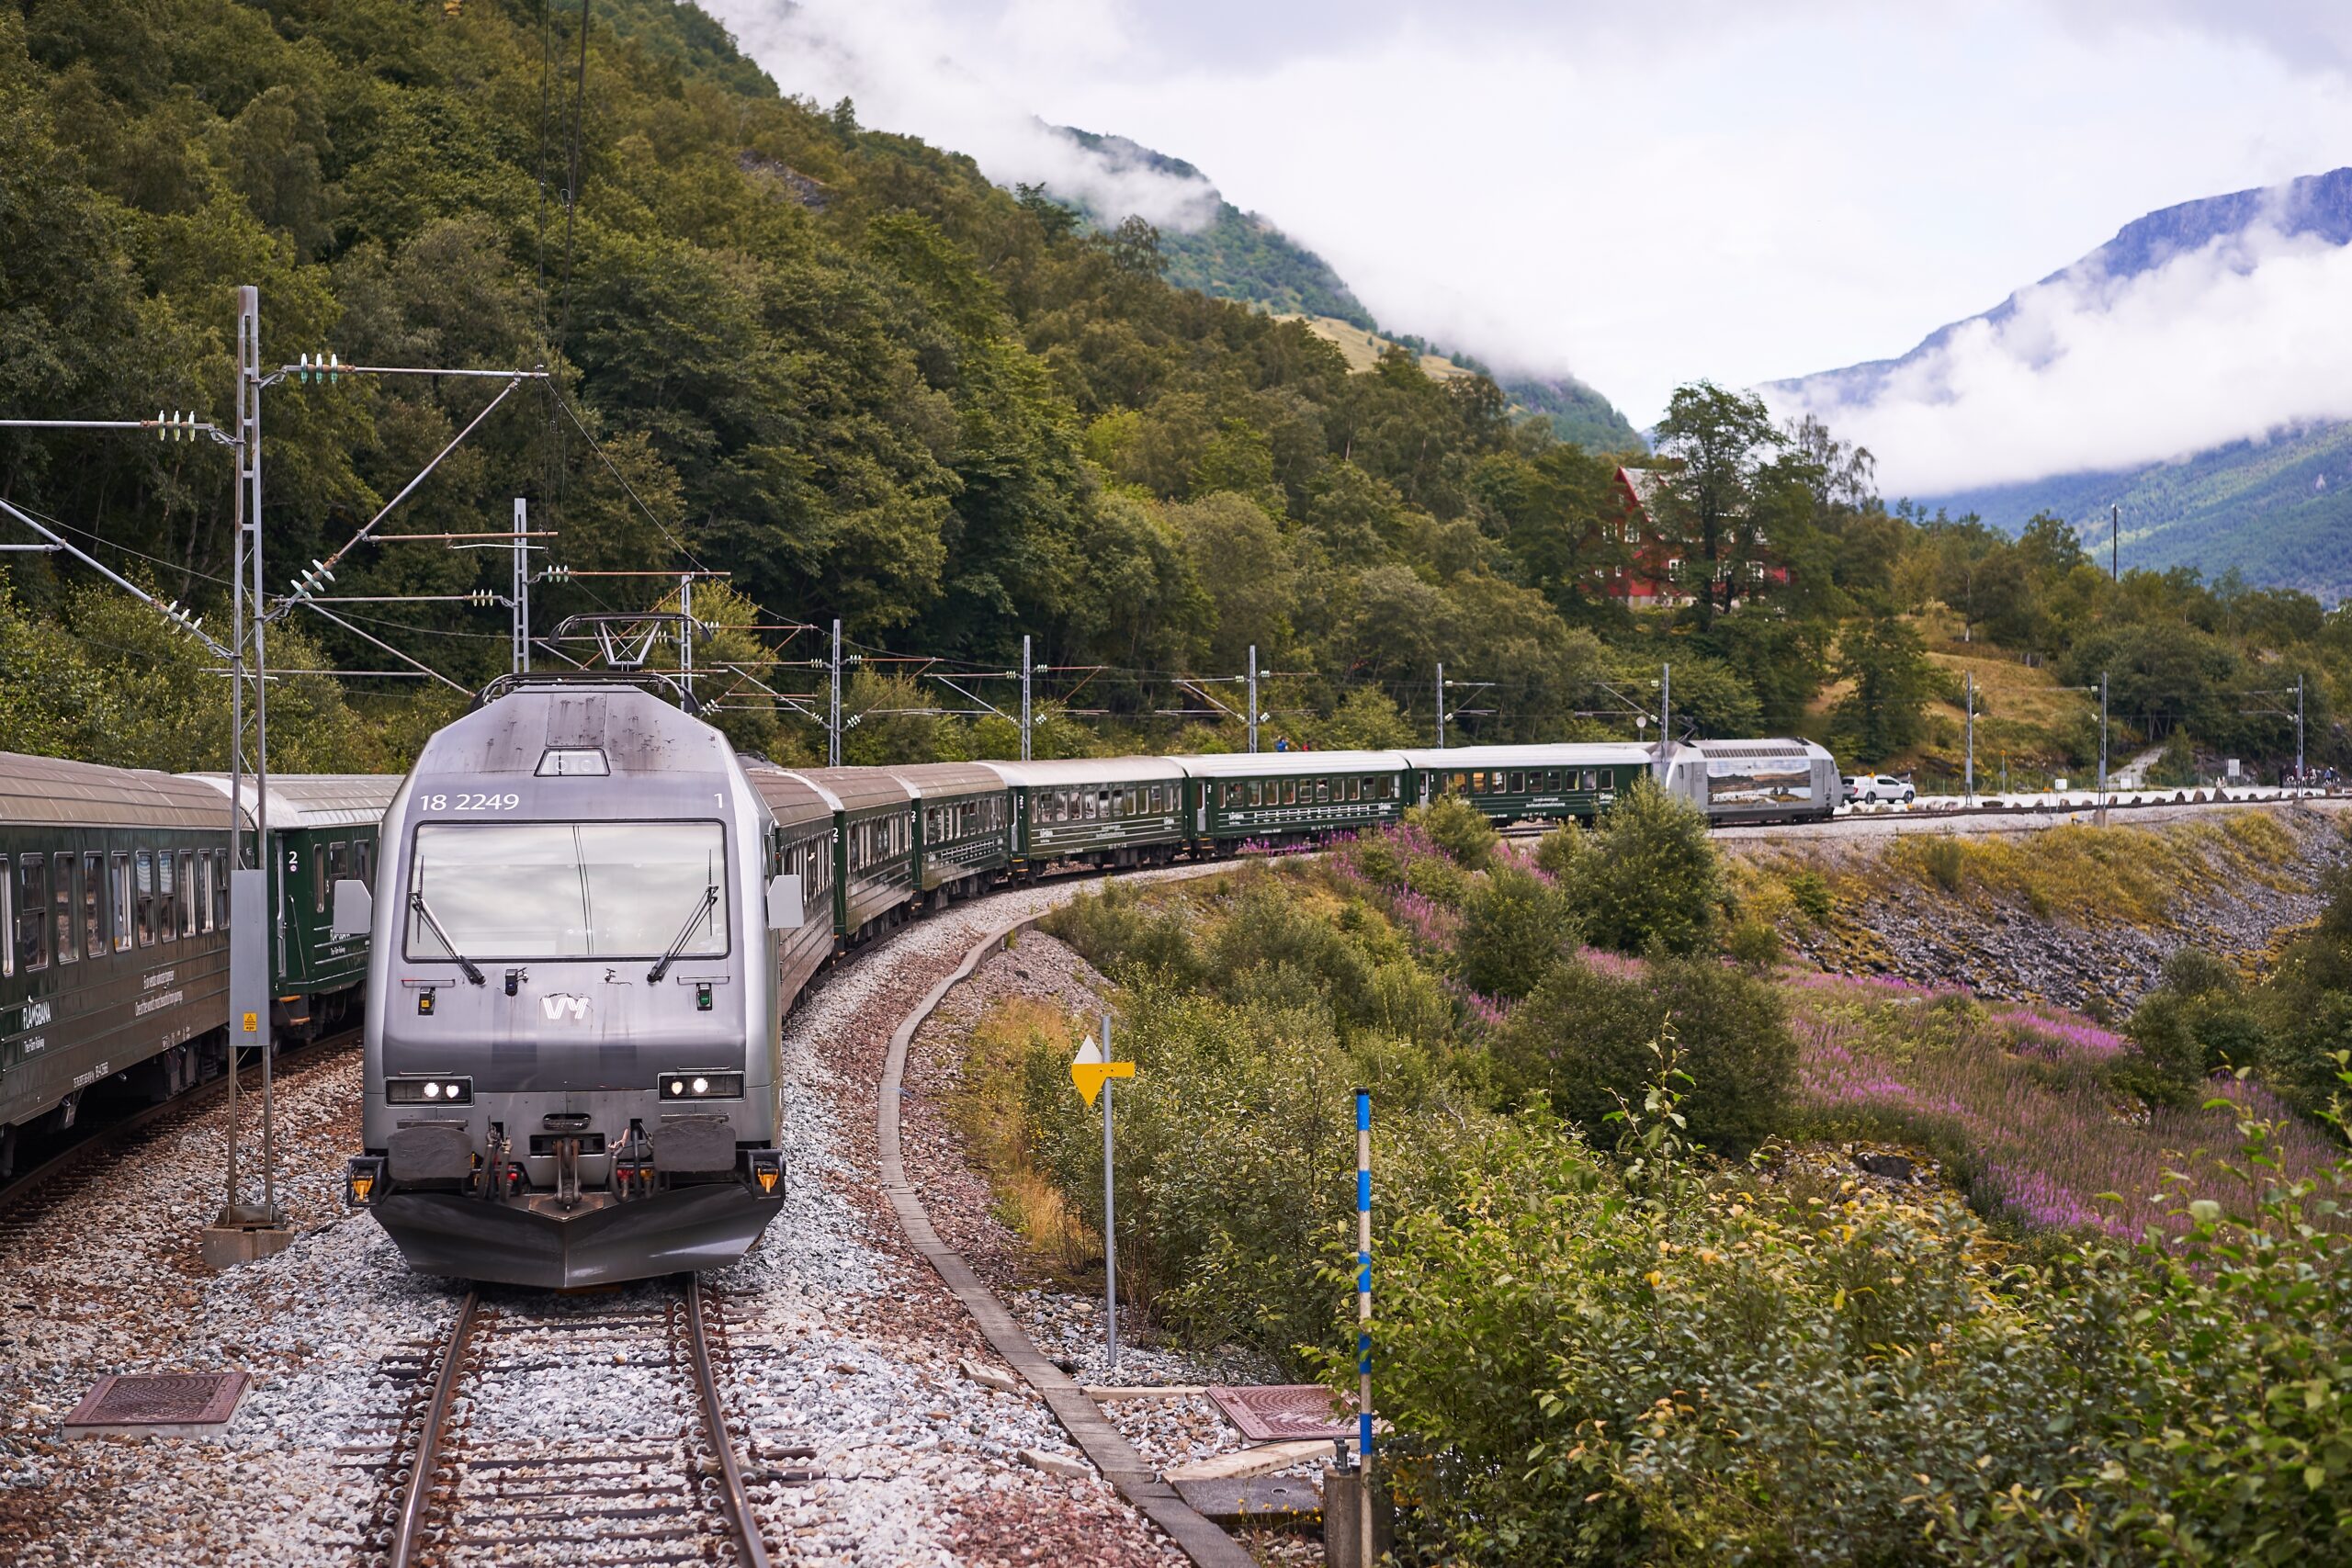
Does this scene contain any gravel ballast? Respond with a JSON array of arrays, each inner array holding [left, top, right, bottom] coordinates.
[[0, 868, 1256, 1567]]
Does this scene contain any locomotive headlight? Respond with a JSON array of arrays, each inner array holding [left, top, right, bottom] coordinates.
[[388, 1077, 473, 1105], [660, 1072, 743, 1100]]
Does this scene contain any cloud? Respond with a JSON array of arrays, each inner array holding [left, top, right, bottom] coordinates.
[[703, 0, 1218, 231], [704, 0, 2352, 453], [1764, 223, 2352, 495]]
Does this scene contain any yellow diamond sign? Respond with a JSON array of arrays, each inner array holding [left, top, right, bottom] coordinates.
[[1069, 1035, 1135, 1107]]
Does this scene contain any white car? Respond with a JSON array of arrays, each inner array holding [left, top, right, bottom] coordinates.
[[1844, 773, 1915, 805]]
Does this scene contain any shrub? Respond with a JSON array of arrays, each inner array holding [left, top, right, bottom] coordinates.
[[1785, 867, 1835, 925], [1579, 776, 1721, 956], [1458, 864, 1573, 1001], [1916, 835, 1966, 893], [1408, 795, 1499, 869], [1039, 879, 1200, 984], [1495, 953, 1795, 1154], [1533, 818, 1593, 883], [1724, 917, 1782, 971], [1208, 882, 1380, 1030]]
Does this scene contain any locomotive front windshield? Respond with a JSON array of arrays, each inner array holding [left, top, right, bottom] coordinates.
[[405, 821, 729, 961]]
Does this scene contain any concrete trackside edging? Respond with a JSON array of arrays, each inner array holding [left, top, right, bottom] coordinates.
[[876, 868, 1257, 1568]]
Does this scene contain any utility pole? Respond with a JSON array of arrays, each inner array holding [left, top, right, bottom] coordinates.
[[2111, 503, 2120, 582], [1434, 661, 1446, 748], [240, 284, 283, 1240], [1247, 644, 1260, 755], [1656, 662, 1672, 781], [678, 572, 694, 707], [1020, 633, 1033, 761], [1964, 671, 1974, 804], [511, 499, 530, 675], [829, 618, 842, 767], [2098, 670, 2109, 819], [2298, 671, 2307, 790]]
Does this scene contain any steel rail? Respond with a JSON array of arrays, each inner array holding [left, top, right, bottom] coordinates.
[[685, 1275, 775, 1568], [388, 1287, 481, 1568]]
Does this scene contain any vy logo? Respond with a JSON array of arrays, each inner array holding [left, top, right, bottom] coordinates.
[[541, 993, 590, 1022]]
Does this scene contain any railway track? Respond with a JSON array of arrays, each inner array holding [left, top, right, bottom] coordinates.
[[0, 1026, 361, 1229], [369, 1274, 796, 1568]]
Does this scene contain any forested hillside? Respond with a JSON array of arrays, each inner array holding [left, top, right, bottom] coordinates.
[[0, 0, 2347, 786], [1917, 421, 2352, 601]]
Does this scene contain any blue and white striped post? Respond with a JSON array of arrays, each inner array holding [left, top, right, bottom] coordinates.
[[1355, 1086, 1374, 1568]]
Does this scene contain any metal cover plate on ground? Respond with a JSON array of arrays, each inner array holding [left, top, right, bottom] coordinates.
[[62, 1371, 249, 1438], [1206, 1384, 1354, 1442], [1173, 1472, 1323, 1529]]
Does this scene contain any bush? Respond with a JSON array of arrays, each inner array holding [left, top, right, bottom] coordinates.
[[1495, 953, 1795, 1154], [1363, 1094, 2352, 1566], [1916, 836, 1967, 893], [1785, 868, 1834, 925], [1408, 795, 1499, 869], [1724, 917, 1782, 971], [1458, 864, 1572, 1001], [1038, 880, 1200, 985], [1208, 882, 1381, 1029], [1576, 776, 1722, 956], [1533, 818, 1593, 883]]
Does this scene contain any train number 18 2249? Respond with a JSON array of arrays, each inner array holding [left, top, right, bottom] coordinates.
[[420, 792, 522, 813]]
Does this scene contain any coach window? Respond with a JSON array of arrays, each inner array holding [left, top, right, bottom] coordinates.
[[53, 853, 77, 966], [84, 852, 105, 957], [111, 854, 131, 951], [211, 853, 230, 930], [147, 851, 170, 940], [322, 841, 349, 912], [179, 850, 197, 937], [17, 856, 49, 972], [0, 859, 8, 977], [134, 851, 155, 946]]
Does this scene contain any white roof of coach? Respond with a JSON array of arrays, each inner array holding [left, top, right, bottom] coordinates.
[[1171, 750, 1409, 778], [974, 758, 1186, 788], [183, 773, 402, 830], [1397, 744, 1662, 770]]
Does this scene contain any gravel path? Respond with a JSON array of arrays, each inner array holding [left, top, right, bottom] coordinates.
[[0, 868, 1249, 1567]]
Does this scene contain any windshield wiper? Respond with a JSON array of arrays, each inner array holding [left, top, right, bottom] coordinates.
[[647, 885, 719, 985], [410, 890, 485, 986]]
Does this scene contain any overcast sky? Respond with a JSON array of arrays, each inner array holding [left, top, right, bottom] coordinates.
[[706, 0, 2352, 493]]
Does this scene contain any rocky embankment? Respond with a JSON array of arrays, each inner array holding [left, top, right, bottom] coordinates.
[[1740, 807, 2351, 1013]]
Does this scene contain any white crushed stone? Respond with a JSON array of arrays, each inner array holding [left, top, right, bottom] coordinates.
[[0, 863, 1246, 1566]]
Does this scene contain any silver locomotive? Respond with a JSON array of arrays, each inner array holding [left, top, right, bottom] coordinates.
[[340, 679, 792, 1288]]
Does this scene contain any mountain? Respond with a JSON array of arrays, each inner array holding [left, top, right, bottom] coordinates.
[[1769, 168, 2352, 598], [1046, 127, 1642, 450], [1051, 128, 1376, 327]]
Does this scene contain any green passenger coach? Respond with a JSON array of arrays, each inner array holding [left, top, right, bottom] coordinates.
[[979, 759, 1188, 874], [779, 767, 917, 942], [1400, 744, 1661, 825], [0, 753, 233, 1174], [186, 773, 400, 1039], [889, 762, 1013, 904], [1176, 750, 1410, 848]]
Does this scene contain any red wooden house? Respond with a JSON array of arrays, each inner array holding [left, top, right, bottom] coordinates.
[[1604, 466, 1785, 610]]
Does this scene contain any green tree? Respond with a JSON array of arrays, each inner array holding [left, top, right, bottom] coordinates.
[[1651, 381, 1782, 626], [1830, 614, 1937, 762], [1567, 775, 1720, 955]]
